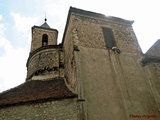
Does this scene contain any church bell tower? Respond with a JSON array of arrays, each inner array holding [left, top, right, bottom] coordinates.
[[26, 18, 64, 81]]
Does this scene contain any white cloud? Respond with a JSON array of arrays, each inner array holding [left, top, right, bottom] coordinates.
[[0, 15, 11, 55], [0, 15, 2, 21], [0, 15, 5, 36], [0, 46, 28, 92], [0, 14, 29, 92], [0, 35, 12, 54], [0, 32, 29, 92], [11, 12, 39, 35]]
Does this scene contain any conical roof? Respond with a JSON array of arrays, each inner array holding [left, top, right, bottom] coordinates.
[[41, 22, 50, 28], [40, 18, 50, 28]]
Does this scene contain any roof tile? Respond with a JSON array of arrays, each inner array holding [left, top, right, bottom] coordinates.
[[0, 78, 76, 107]]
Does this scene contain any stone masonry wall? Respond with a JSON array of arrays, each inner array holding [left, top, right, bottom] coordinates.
[[0, 98, 78, 120], [31, 27, 58, 52], [142, 64, 160, 111], [63, 17, 77, 92], [71, 14, 142, 54], [27, 48, 64, 80], [63, 12, 160, 119], [152, 63, 160, 80]]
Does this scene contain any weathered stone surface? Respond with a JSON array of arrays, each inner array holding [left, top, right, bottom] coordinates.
[[26, 24, 62, 81], [0, 99, 78, 120], [74, 46, 160, 119], [26, 46, 65, 81], [70, 14, 141, 53], [63, 7, 160, 119], [27, 48, 64, 80], [31, 26, 58, 52], [2, 7, 160, 120]]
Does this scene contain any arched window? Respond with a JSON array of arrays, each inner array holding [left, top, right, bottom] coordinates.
[[42, 34, 48, 46]]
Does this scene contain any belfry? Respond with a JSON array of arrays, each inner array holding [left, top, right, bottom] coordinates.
[[0, 7, 160, 119], [26, 18, 64, 81]]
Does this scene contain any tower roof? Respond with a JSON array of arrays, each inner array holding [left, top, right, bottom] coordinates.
[[41, 22, 50, 28], [40, 18, 50, 28]]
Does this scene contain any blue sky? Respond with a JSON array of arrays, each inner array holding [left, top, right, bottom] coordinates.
[[0, 0, 160, 92]]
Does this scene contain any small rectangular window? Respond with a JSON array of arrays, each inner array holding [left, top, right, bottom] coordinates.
[[102, 27, 115, 49]]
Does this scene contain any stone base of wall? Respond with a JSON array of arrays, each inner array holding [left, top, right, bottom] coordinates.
[[0, 98, 78, 120]]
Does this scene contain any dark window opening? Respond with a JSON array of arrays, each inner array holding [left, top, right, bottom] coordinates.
[[42, 34, 48, 46], [102, 27, 115, 49]]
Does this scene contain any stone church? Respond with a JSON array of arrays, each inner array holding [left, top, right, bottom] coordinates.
[[0, 7, 160, 120]]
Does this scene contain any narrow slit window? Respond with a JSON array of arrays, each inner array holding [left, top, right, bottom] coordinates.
[[102, 27, 115, 49], [42, 34, 48, 46]]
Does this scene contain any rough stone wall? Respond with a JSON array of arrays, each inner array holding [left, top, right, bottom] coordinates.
[[143, 64, 160, 110], [71, 14, 141, 53], [143, 40, 160, 105], [152, 63, 160, 80], [0, 98, 78, 120], [27, 48, 64, 80], [31, 27, 58, 52], [63, 12, 160, 119], [63, 17, 77, 92]]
